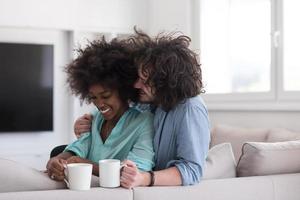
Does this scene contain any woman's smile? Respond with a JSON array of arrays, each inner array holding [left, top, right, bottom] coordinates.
[[99, 106, 111, 114]]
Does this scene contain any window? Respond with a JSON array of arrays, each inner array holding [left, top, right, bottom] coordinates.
[[200, 0, 300, 109], [283, 0, 300, 91]]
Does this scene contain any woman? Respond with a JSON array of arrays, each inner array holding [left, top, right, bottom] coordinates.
[[46, 37, 154, 181], [74, 29, 210, 187]]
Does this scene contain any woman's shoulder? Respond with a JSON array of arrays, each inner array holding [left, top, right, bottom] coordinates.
[[123, 108, 154, 133], [128, 107, 154, 121]]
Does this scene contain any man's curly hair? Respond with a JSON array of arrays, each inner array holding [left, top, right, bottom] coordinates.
[[127, 28, 204, 111], [65, 37, 138, 104]]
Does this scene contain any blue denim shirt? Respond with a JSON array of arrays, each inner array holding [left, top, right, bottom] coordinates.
[[153, 96, 210, 185]]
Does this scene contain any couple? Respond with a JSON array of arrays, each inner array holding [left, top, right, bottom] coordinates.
[[47, 28, 210, 188]]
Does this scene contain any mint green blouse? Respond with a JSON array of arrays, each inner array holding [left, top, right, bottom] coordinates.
[[64, 107, 154, 171]]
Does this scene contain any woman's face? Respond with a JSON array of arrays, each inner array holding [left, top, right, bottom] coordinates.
[[88, 84, 128, 122]]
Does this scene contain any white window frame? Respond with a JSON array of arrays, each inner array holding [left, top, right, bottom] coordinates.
[[277, 0, 300, 101], [197, 0, 300, 111]]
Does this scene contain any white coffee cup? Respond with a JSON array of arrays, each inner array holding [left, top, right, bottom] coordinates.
[[64, 163, 93, 190], [99, 159, 124, 188]]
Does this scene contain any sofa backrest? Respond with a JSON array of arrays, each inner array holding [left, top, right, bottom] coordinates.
[[210, 124, 300, 161]]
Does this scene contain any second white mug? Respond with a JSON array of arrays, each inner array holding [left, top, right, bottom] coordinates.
[[99, 159, 124, 188]]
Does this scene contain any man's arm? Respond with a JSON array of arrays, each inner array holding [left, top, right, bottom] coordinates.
[[74, 114, 93, 138], [168, 104, 210, 185], [121, 161, 182, 188]]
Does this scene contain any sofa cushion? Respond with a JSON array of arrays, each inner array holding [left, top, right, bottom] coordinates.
[[266, 128, 300, 142], [210, 124, 269, 161], [237, 140, 300, 177], [133, 175, 279, 200], [203, 143, 236, 180], [210, 124, 300, 162]]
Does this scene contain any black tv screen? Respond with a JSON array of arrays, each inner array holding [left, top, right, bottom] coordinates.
[[0, 42, 53, 132]]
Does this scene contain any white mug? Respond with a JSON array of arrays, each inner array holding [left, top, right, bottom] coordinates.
[[99, 159, 124, 188], [64, 163, 93, 190]]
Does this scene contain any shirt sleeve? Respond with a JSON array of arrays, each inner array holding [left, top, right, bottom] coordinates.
[[63, 132, 92, 158], [126, 112, 155, 172], [166, 104, 210, 185]]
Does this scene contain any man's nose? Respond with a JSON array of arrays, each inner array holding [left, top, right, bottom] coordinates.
[[134, 78, 143, 89]]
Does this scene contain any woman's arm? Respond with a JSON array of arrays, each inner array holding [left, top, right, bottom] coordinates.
[[47, 129, 93, 181], [46, 151, 74, 181]]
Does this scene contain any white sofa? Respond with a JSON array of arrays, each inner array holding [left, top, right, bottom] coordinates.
[[1, 124, 300, 200]]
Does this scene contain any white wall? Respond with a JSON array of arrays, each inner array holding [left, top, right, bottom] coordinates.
[[209, 111, 300, 131], [0, 0, 149, 32], [146, 0, 200, 50], [147, 0, 192, 35], [0, 0, 149, 169]]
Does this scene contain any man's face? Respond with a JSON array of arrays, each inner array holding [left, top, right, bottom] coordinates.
[[134, 69, 155, 103]]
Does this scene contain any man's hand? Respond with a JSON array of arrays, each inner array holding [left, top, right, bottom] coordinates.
[[120, 160, 149, 188], [74, 114, 93, 138]]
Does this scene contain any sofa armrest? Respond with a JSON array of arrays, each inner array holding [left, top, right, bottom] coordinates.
[[0, 188, 132, 200]]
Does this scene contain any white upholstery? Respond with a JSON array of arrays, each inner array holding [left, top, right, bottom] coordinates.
[[0, 158, 66, 193], [133, 174, 300, 200], [203, 143, 236, 179], [0, 158, 100, 193], [1, 174, 300, 200], [237, 140, 300, 177], [210, 124, 300, 161], [1, 124, 300, 200], [0, 188, 133, 200]]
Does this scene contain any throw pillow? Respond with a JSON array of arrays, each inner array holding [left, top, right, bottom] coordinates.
[[237, 140, 300, 177], [202, 143, 236, 180], [267, 128, 300, 142]]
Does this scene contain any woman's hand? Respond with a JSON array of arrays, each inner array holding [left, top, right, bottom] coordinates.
[[74, 114, 93, 138], [66, 156, 90, 164], [120, 160, 150, 188], [46, 157, 67, 181]]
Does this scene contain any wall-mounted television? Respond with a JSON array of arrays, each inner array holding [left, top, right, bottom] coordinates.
[[0, 42, 53, 132]]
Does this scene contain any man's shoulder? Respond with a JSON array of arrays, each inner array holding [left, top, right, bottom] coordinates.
[[174, 95, 207, 112]]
